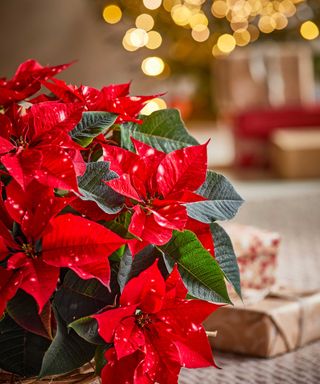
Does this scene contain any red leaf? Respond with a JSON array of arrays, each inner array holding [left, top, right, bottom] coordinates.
[[19, 258, 60, 314], [70, 198, 113, 222], [30, 102, 84, 137], [106, 174, 144, 203], [0, 268, 22, 316], [155, 142, 208, 198], [103, 145, 139, 175], [0, 114, 13, 141], [114, 316, 145, 360], [42, 78, 84, 103], [1, 149, 43, 190], [0, 136, 14, 154], [0, 59, 72, 105], [150, 203, 187, 231], [5, 180, 69, 239], [42, 214, 126, 286], [132, 138, 164, 160], [120, 261, 165, 314], [0, 219, 17, 255], [164, 265, 187, 300], [186, 218, 215, 256], [173, 326, 216, 368], [101, 349, 146, 384], [34, 146, 79, 192], [129, 205, 173, 245], [93, 305, 137, 343], [101, 83, 131, 99]]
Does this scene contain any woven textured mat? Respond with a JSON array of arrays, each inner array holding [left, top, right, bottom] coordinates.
[[180, 342, 320, 384], [180, 185, 320, 384]]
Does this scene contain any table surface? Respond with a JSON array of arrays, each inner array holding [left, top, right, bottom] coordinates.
[[180, 180, 320, 384]]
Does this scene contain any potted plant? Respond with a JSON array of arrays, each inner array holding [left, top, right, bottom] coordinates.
[[0, 60, 243, 384]]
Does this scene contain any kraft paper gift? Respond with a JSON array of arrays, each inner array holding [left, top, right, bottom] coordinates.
[[204, 289, 320, 358]]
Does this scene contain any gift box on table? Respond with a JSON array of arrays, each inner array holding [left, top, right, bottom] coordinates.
[[270, 129, 320, 179], [223, 224, 280, 292], [204, 290, 320, 358]]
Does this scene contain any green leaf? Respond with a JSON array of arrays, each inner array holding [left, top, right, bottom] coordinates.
[[103, 214, 134, 240], [159, 230, 231, 303], [7, 290, 52, 339], [54, 270, 118, 324], [121, 109, 198, 153], [117, 245, 159, 291], [95, 345, 109, 376], [70, 111, 117, 147], [39, 308, 95, 377], [77, 162, 124, 214], [211, 223, 241, 298], [0, 315, 50, 377], [69, 317, 106, 346], [186, 171, 244, 223]]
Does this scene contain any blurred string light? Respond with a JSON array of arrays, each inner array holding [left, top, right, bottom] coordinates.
[[141, 56, 165, 75], [136, 13, 155, 30], [102, 4, 122, 24], [140, 97, 167, 114], [143, 0, 163, 10], [300, 20, 319, 40], [102, 0, 318, 75]]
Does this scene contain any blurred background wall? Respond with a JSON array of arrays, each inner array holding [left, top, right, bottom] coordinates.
[[0, 0, 156, 92]]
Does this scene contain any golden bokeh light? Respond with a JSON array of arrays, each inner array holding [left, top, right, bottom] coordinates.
[[102, 4, 122, 24], [300, 20, 319, 40], [247, 24, 260, 42], [146, 30, 163, 49], [129, 28, 149, 48], [140, 98, 167, 115], [258, 15, 276, 33], [115, 0, 313, 58], [163, 0, 181, 12], [141, 56, 165, 76], [278, 0, 296, 17], [143, 0, 162, 10], [192, 26, 210, 42], [185, 0, 206, 5], [272, 12, 288, 30], [212, 44, 227, 57], [231, 19, 249, 32], [217, 33, 236, 53], [135, 13, 155, 31], [171, 4, 193, 26], [189, 12, 209, 28], [233, 29, 251, 46], [211, 1, 228, 19], [122, 28, 139, 51]]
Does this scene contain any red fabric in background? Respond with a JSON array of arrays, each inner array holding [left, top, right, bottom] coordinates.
[[233, 104, 320, 167], [234, 104, 320, 139]]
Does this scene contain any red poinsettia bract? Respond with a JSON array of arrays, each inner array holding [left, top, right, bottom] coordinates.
[[0, 101, 85, 191], [0, 59, 71, 107], [103, 139, 208, 247], [42, 78, 158, 123], [93, 262, 219, 384], [0, 181, 126, 315]]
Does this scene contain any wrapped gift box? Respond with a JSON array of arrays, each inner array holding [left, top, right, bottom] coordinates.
[[270, 129, 320, 179], [223, 224, 280, 291], [204, 290, 320, 358]]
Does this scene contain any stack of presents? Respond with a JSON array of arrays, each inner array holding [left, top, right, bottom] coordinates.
[[205, 224, 320, 358], [213, 42, 320, 178]]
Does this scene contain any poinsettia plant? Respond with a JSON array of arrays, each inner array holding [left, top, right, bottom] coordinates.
[[0, 60, 243, 383]]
